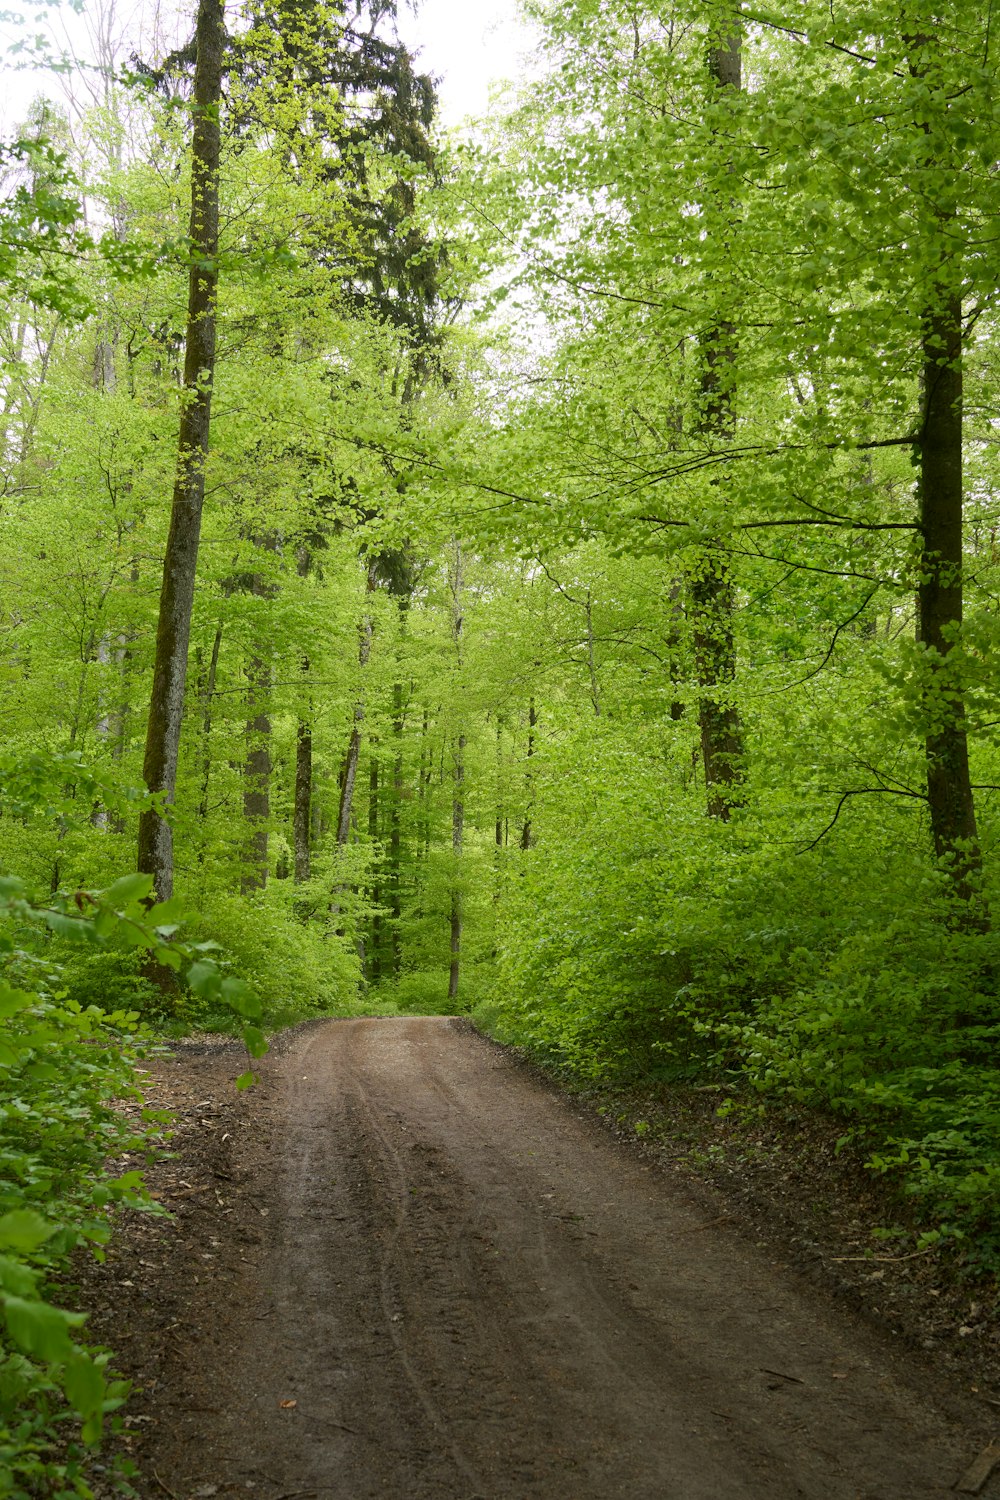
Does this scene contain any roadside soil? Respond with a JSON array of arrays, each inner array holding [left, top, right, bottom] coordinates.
[[79, 1017, 1000, 1499]]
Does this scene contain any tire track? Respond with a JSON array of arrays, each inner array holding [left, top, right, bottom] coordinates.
[[123, 1017, 984, 1500]]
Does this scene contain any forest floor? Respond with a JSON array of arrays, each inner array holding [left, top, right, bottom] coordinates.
[[76, 1016, 1000, 1500]]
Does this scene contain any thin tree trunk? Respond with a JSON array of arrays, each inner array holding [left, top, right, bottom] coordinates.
[[690, 19, 745, 823], [449, 731, 465, 1003], [417, 706, 432, 863], [495, 720, 504, 852], [137, 0, 224, 900], [918, 292, 987, 922], [448, 543, 465, 1003], [335, 560, 379, 847], [520, 697, 537, 851], [586, 594, 601, 717], [294, 710, 312, 883], [368, 751, 382, 982], [196, 620, 223, 826], [293, 545, 313, 884], [336, 607, 375, 847], [389, 678, 405, 976], [242, 633, 271, 895]]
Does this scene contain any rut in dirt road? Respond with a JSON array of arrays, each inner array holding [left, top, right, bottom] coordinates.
[[138, 1018, 983, 1500]]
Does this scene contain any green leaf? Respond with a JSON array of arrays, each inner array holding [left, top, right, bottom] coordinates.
[[0, 1256, 38, 1298], [145, 897, 184, 926], [221, 977, 260, 1019], [235, 1070, 258, 1091], [4, 1296, 84, 1362], [63, 1352, 105, 1420], [103, 872, 154, 907], [0, 1210, 56, 1253], [243, 1025, 268, 1059], [44, 912, 95, 943], [187, 960, 221, 999], [0, 985, 33, 1020]]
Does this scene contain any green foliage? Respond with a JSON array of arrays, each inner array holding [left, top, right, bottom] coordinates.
[[0, 750, 270, 1491]]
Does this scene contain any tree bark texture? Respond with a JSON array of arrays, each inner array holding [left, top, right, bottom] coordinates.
[[294, 710, 312, 883], [918, 293, 987, 922], [293, 545, 314, 884], [520, 697, 537, 851], [196, 620, 223, 826], [449, 732, 465, 1003], [448, 544, 465, 1003], [242, 648, 272, 894], [690, 18, 745, 823], [137, 0, 224, 900], [336, 561, 378, 848], [368, 753, 382, 983], [389, 677, 405, 976]]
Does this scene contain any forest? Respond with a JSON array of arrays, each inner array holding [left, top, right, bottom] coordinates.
[[2, 0, 1000, 1489]]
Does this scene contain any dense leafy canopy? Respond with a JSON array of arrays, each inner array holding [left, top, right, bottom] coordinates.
[[3, 0, 1000, 1486]]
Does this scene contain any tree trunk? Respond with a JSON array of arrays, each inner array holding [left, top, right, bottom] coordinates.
[[389, 677, 405, 976], [336, 607, 374, 847], [335, 560, 379, 848], [448, 543, 465, 1003], [196, 620, 223, 826], [417, 706, 432, 864], [294, 710, 312, 883], [293, 546, 313, 884], [520, 697, 537, 850], [690, 18, 745, 823], [137, 0, 224, 900], [448, 731, 465, 1003], [242, 645, 271, 894], [918, 292, 987, 922]]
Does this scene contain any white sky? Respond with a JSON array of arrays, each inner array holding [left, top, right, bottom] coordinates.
[[396, 0, 537, 128], [0, 0, 538, 134]]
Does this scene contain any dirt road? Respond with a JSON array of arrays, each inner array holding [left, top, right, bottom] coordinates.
[[110, 1017, 992, 1499]]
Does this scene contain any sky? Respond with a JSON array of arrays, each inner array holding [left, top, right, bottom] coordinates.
[[0, 0, 538, 134], [396, 0, 538, 128]]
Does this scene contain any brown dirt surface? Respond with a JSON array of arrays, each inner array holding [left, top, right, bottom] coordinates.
[[79, 1017, 1000, 1500]]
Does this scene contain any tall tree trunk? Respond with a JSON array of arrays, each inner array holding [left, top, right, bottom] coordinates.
[[368, 750, 382, 982], [294, 711, 312, 883], [241, 540, 279, 894], [137, 0, 224, 900], [520, 697, 537, 851], [448, 543, 465, 1003], [690, 18, 745, 823], [389, 678, 405, 977], [918, 292, 987, 922], [196, 620, 223, 826], [449, 731, 465, 1003], [336, 597, 375, 847], [242, 637, 271, 894], [417, 706, 432, 864], [293, 546, 313, 884]]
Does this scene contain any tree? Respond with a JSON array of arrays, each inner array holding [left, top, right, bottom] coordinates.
[[136, 0, 224, 900]]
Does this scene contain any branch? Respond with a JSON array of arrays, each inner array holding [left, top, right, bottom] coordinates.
[[798, 787, 926, 854], [755, 588, 880, 695]]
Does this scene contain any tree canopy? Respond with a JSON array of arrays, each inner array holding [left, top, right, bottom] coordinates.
[[3, 0, 1000, 1486]]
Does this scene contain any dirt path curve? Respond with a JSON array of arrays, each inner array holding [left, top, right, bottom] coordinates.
[[122, 1017, 990, 1499]]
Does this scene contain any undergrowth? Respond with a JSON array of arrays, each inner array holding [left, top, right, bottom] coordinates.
[[480, 796, 1000, 1274]]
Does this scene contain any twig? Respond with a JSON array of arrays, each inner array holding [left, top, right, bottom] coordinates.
[[798, 786, 927, 854], [760, 1367, 805, 1385], [152, 1472, 180, 1500]]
